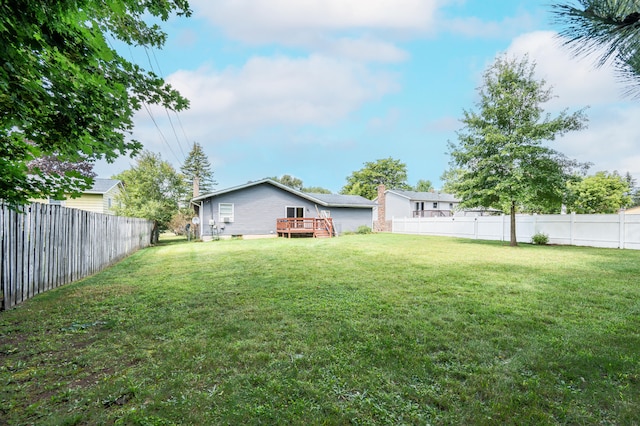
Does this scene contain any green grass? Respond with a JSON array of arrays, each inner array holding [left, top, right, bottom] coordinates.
[[1, 234, 639, 425]]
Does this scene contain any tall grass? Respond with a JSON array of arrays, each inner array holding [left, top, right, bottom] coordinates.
[[1, 234, 639, 425]]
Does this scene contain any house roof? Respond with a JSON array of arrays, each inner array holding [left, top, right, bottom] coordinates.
[[376, 189, 460, 203], [85, 178, 122, 194], [192, 179, 375, 208]]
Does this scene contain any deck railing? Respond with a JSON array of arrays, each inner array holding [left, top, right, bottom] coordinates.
[[276, 217, 334, 238], [412, 210, 452, 218]]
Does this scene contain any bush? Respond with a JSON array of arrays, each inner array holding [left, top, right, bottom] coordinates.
[[531, 232, 549, 245], [356, 225, 372, 234]]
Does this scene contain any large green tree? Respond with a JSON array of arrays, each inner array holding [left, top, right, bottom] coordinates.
[[566, 171, 633, 213], [414, 179, 434, 192], [444, 55, 588, 246], [552, 0, 640, 97], [1, 0, 191, 207], [341, 157, 411, 200], [181, 142, 215, 199], [114, 151, 185, 244]]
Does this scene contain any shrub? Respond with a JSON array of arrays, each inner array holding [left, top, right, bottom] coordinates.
[[531, 232, 549, 245], [356, 225, 372, 234]]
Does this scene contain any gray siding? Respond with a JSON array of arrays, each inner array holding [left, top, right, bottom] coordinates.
[[199, 182, 372, 237], [324, 207, 373, 234]]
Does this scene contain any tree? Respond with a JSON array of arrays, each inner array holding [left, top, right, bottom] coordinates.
[[181, 142, 216, 199], [270, 175, 304, 191], [552, 0, 640, 97], [341, 157, 411, 199], [624, 172, 640, 206], [566, 171, 633, 213], [414, 179, 434, 192], [302, 186, 332, 194], [444, 55, 588, 246], [1, 0, 191, 207], [25, 148, 97, 200], [114, 151, 185, 244]]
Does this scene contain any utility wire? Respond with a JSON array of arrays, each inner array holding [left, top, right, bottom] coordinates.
[[144, 46, 188, 161]]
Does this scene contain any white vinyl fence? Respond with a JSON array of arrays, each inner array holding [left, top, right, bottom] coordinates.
[[393, 212, 640, 250]]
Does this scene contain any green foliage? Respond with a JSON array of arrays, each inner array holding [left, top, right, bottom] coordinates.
[[168, 208, 196, 236], [302, 186, 332, 194], [413, 179, 434, 192], [531, 232, 550, 245], [552, 0, 640, 97], [445, 55, 588, 245], [114, 151, 185, 242], [356, 225, 372, 234], [566, 171, 633, 213], [270, 174, 304, 191], [0, 0, 191, 206], [341, 157, 411, 199], [267, 175, 332, 193], [181, 142, 215, 199]]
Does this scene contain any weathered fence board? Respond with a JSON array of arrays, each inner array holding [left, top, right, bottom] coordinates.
[[1, 203, 153, 310]]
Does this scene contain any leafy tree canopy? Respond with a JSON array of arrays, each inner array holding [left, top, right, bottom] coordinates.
[[341, 157, 411, 199], [414, 179, 434, 192], [270, 175, 304, 191], [552, 0, 640, 97], [114, 151, 185, 243], [566, 171, 633, 213], [444, 55, 588, 246], [268, 175, 332, 194], [1, 0, 191, 207], [303, 186, 332, 194], [181, 142, 216, 199]]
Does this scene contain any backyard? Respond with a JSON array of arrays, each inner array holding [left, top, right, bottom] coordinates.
[[1, 233, 639, 425]]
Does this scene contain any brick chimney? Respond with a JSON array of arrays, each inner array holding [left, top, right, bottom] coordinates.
[[376, 184, 387, 232]]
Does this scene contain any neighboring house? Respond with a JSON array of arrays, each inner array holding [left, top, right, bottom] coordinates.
[[626, 206, 640, 214], [191, 179, 375, 239], [36, 178, 123, 215], [373, 184, 461, 231]]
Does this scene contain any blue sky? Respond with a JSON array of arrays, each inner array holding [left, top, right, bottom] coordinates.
[[94, 0, 640, 193]]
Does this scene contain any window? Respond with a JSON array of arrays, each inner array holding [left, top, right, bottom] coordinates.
[[219, 203, 234, 222], [433, 202, 438, 209], [449, 203, 454, 210], [48, 197, 63, 206], [415, 202, 424, 211], [286, 206, 304, 218], [108, 198, 112, 209]]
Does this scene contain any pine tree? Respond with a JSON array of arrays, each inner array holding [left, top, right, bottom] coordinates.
[[181, 142, 216, 199], [552, 0, 640, 97]]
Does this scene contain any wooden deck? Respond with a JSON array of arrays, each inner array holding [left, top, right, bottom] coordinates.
[[276, 217, 334, 238]]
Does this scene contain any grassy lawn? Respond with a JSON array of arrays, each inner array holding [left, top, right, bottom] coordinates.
[[1, 233, 639, 425]]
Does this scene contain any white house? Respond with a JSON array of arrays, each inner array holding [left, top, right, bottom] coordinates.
[[373, 185, 460, 231]]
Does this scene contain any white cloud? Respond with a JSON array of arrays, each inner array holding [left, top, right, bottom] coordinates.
[[442, 12, 538, 39], [133, 54, 399, 146], [506, 31, 623, 106], [192, 0, 441, 40], [189, 0, 444, 62]]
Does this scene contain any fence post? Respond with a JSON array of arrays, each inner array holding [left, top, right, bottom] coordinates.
[[619, 211, 625, 249], [570, 212, 576, 246], [474, 217, 478, 240]]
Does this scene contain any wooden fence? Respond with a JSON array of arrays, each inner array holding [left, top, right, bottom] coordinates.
[[1, 203, 154, 310]]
